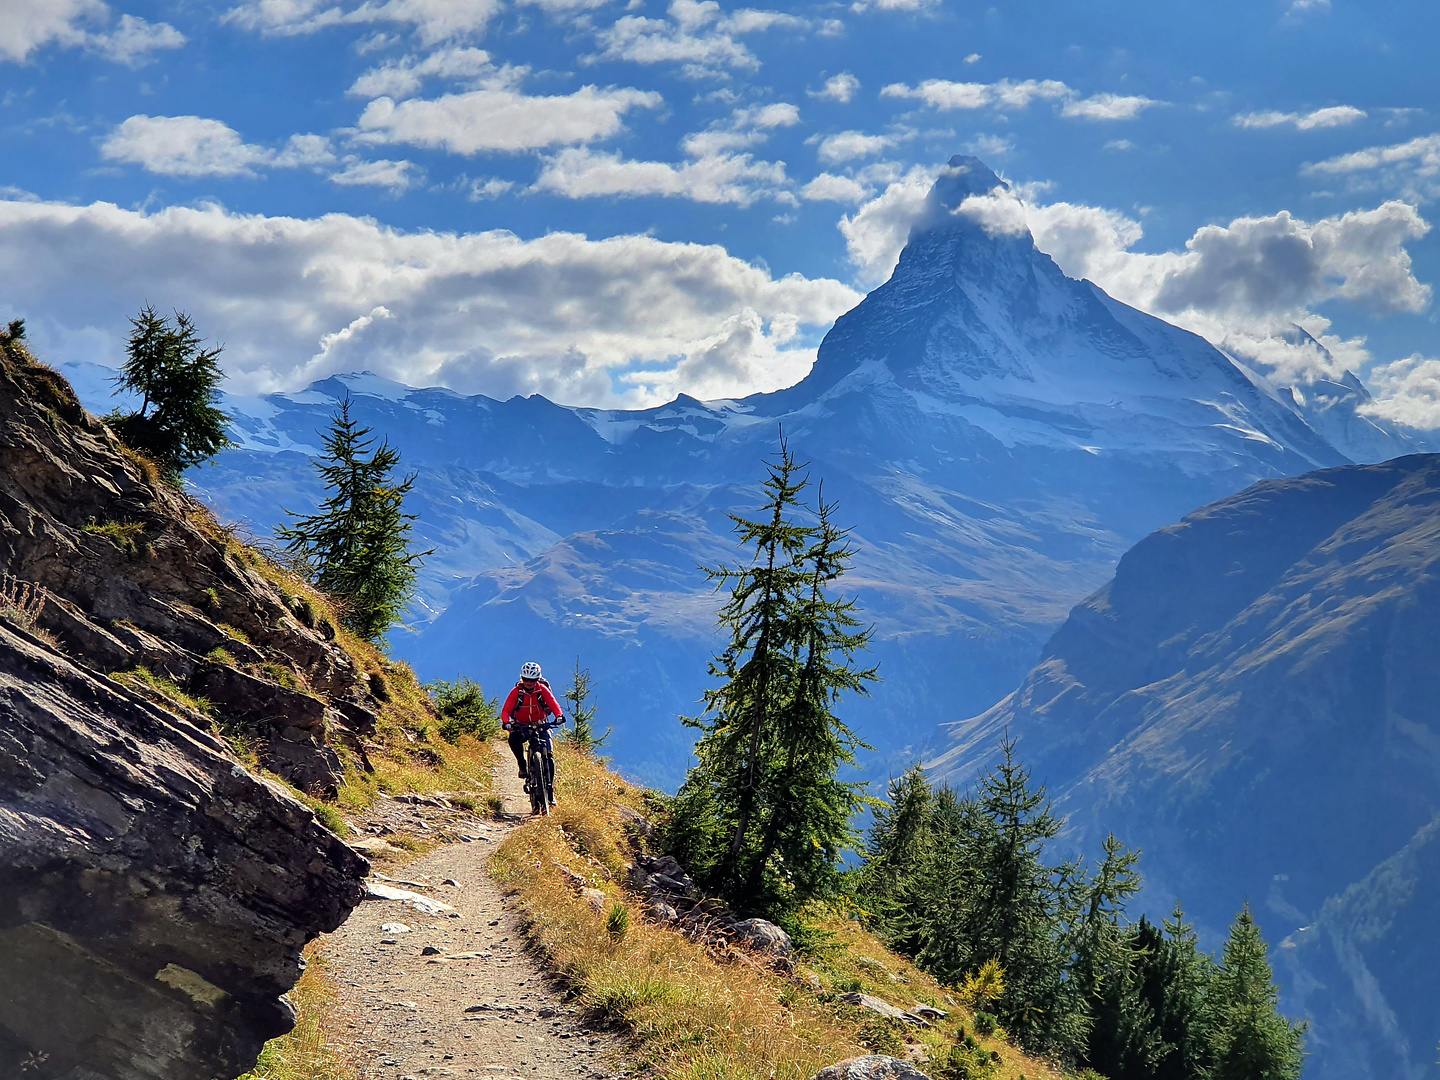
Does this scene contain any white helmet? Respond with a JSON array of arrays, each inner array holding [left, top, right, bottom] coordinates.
[[520, 661, 542, 680]]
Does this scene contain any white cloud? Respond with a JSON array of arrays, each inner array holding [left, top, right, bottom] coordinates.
[[1304, 134, 1440, 201], [1361, 355, 1440, 428], [535, 101, 798, 206], [1233, 105, 1366, 130], [591, 0, 805, 77], [347, 46, 504, 98], [274, 133, 339, 167], [329, 158, 425, 191], [963, 52, 979, 63], [1059, 93, 1159, 121], [801, 172, 871, 203], [467, 176, 515, 200], [89, 13, 186, 65], [223, 0, 501, 45], [0, 0, 184, 65], [964, 133, 1015, 159], [882, 78, 1161, 120], [517, 0, 612, 14], [96, 116, 440, 197], [810, 72, 859, 103], [100, 115, 276, 177], [1288, 0, 1330, 12], [1308, 134, 1440, 175], [816, 130, 895, 164], [0, 197, 859, 406], [355, 85, 662, 154], [883, 77, 1067, 111], [849, 0, 939, 12], [837, 164, 937, 284], [535, 147, 789, 206]]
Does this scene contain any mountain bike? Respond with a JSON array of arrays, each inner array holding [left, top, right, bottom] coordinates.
[[520, 720, 561, 816]]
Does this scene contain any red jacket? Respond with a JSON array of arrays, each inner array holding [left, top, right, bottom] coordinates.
[[502, 681, 563, 726]]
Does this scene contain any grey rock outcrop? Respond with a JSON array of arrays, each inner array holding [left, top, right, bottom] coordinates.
[[0, 620, 368, 1079], [0, 332, 386, 794], [0, 333, 376, 1075], [811, 1056, 932, 1080], [834, 993, 930, 1027], [628, 853, 793, 964]]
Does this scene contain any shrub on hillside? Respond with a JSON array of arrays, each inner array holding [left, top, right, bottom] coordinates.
[[427, 677, 500, 742]]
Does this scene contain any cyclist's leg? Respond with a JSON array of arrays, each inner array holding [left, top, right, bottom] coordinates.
[[508, 726, 527, 777]]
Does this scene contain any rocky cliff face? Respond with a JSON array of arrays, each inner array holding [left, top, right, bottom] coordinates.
[[0, 333, 374, 1078], [929, 454, 1440, 1080]]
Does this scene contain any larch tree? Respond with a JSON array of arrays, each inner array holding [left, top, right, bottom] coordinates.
[[108, 305, 231, 479], [1207, 905, 1306, 1080], [670, 440, 875, 916], [278, 397, 429, 643]]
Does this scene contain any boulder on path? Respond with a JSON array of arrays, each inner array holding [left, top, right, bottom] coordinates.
[[0, 621, 368, 1080], [812, 1056, 934, 1080]]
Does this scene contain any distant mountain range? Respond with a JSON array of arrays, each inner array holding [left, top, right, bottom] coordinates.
[[929, 454, 1440, 1080], [59, 157, 1428, 792]]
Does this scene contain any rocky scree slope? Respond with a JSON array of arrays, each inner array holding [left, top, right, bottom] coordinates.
[[0, 337, 375, 1079], [162, 156, 1397, 788], [930, 453, 1440, 1080]]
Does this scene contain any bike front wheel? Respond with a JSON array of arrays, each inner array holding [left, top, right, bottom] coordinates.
[[528, 747, 549, 816]]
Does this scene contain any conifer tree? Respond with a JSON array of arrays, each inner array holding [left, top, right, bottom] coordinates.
[[671, 442, 875, 915], [561, 657, 611, 752], [1207, 906, 1305, 1080], [278, 398, 428, 643], [109, 305, 231, 478]]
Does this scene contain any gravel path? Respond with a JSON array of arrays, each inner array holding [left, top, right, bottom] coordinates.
[[324, 760, 625, 1080]]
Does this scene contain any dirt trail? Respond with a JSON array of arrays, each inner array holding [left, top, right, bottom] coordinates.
[[324, 759, 625, 1080]]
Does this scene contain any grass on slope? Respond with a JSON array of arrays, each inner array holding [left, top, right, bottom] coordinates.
[[239, 944, 358, 1080], [491, 744, 1069, 1080]]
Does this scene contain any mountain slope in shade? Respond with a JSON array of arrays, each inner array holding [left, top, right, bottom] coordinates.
[[63, 156, 1391, 790], [929, 454, 1440, 1080]]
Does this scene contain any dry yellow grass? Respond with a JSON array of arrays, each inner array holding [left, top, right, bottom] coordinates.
[[490, 745, 1069, 1080], [238, 944, 359, 1080]]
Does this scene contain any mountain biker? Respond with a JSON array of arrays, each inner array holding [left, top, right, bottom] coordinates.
[[500, 661, 565, 783]]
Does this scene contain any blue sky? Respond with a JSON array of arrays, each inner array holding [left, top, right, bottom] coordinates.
[[4, 0, 1440, 420]]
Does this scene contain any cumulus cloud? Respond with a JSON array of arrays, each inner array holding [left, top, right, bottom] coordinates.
[[99, 116, 350, 179], [816, 131, 895, 164], [1059, 93, 1159, 121], [223, 0, 501, 45], [100, 115, 276, 177], [534, 147, 789, 206], [802, 173, 872, 204], [0, 0, 184, 65], [1233, 105, 1366, 130], [355, 85, 662, 154], [328, 158, 425, 192], [534, 101, 798, 205], [0, 197, 859, 406], [347, 46, 505, 98], [591, 0, 806, 77], [810, 72, 860, 103], [837, 164, 937, 284], [1361, 355, 1440, 428], [1304, 134, 1440, 199], [849, 0, 940, 12], [882, 77, 1158, 120]]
